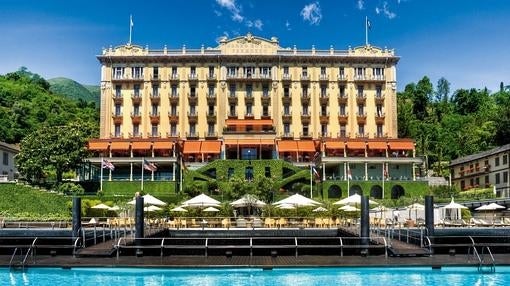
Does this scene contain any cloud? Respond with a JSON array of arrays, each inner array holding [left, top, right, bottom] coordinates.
[[216, 0, 243, 22], [246, 19, 263, 30], [300, 2, 322, 25], [375, 1, 396, 19], [357, 0, 364, 10], [213, 10, 222, 17], [285, 20, 291, 31]]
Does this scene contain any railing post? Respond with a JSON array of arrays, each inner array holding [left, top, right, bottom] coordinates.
[[360, 196, 370, 251], [72, 197, 82, 240]]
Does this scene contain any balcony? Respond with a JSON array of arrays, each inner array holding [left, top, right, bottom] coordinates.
[[205, 131, 218, 139], [375, 112, 386, 124], [338, 113, 349, 124], [337, 74, 348, 82], [337, 132, 349, 139], [112, 74, 143, 82], [227, 111, 238, 119], [169, 93, 179, 105], [282, 112, 292, 123], [357, 112, 367, 123], [282, 74, 292, 82], [112, 112, 123, 124], [131, 93, 142, 104], [319, 112, 329, 124], [244, 113, 255, 119], [110, 132, 123, 139], [206, 111, 217, 123], [206, 93, 216, 105], [150, 93, 160, 105], [374, 132, 388, 139], [188, 73, 198, 81], [228, 93, 238, 104], [375, 94, 385, 104], [186, 131, 199, 139], [261, 111, 271, 119], [187, 93, 198, 105], [168, 111, 179, 123], [300, 132, 312, 139], [148, 132, 161, 138], [131, 112, 142, 124], [353, 74, 367, 82], [372, 74, 386, 82], [282, 94, 291, 104], [129, 132, 142, 139], [207, 73, 217, 81], [187, 111, 198, 123], [319, 74, 329, 82], [354, 74, 386, 82], [169, 73, 180, 82], [244, 94, 254, 104], [356, 93, 366, 104], [300, 93, 310, 105], [319, 132, 331, 139], [300, 74, 310, 81], [150, 74, 160, 82], [281, 131, 294, 139], [167, 131, 180, 138], [319, 93, 329, 105], [300, 112, 311, 124], [338, 93, 348, 104], [356, 133, 368, 139], [149, 112, 160, 124], [113, 95, 123, 104], [261, 94, 271, 105]]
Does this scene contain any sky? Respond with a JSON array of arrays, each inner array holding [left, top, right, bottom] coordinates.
[[0, 0, 509, 92]]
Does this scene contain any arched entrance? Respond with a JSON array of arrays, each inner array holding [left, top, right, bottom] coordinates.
[[391, 185, 405, 199], [328, 185, 342, 198], [370, 185, 383, 199], [349, 184, 363, 196]]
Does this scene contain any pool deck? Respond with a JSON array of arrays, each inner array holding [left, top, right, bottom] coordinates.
[[2, 254, 510, 268]]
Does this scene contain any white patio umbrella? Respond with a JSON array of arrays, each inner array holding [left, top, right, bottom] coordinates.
[[230, 194, 266, 208], [441, 198, 467, 220], [91, 203, 111, 210], [333, 193, 378, 206], [371, 205, 390, 219], [475, 203, 505, 222], [127, 194, 167, 206], [339, 205, 359, 212], [144, 205, 162, 212], [170, 206, 188, 212], [181, 193, 221, 208], [406, 203, 425, 220], [277, 203, 296, 210], [272, 194, 321, 207], [312, 206, 328, 212], [203, 206, 220, 212], [108, 206, 120, 211]]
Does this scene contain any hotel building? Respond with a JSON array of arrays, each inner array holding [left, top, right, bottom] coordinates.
[[87, 33, 421, 197]]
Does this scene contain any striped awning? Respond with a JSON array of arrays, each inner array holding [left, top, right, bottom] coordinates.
[[153, 141, 174, 150], [183, 141, 202, 154], [110, 141, 130, 150], [388, 141, 415, 150], [131, 141, 152, 150], [200, 141, 221, 154], [325, 141, 344, 150], [297, 141, 316, 152], [367, 141, 388, 150], [346, 141, 366, 150], [88, 141, 109, 151], [278, 140, 299, 152]]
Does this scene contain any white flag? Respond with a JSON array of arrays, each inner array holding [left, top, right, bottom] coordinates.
[[130, 15, 134, 27]]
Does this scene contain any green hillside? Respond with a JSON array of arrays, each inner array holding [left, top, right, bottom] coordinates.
[[48, 77, 99, 104], [84, 84, 100, 100]]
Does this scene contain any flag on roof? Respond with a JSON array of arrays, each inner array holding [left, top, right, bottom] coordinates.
[[143, 159, 157, 172], [101, 159, 115, 171], [312, 166, 321, 180], [347, 165, 352, 180]]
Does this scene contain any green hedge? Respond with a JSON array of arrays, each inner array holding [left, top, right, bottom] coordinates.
[[321, 180, 429, 200], [101, 181, 177, 197]]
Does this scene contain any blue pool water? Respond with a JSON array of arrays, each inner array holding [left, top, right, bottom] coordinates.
[[1, 266, 508, 286]]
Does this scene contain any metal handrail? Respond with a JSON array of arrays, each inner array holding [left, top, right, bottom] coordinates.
[[9, 248, 20, 269], [481, 246, 496, 272]]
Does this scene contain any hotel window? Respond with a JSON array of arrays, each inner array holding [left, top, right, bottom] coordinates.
[[355, 67, 365, 78], [262, 85, 269, 97], [358, 105, 365, 116], [190, 66, 196, 76], [339, 67, 345, 77], [357, 85, 364, 97], [460, 180, 465, 190], [283, 105, 290, 115], [133, 124, 140, 137], [302, 85, 308, 96], [227, 66, 237, 77], [376, 85, 382, 98], [208, 66, 214, 78], [114, 104, 121, 116], [152, 84, 159, 97], [260, 66, 271, 77], [113, 67, 124, 79], [496, 173, 500, 184], [495, 157, 500, 167], [170, 124, 177, 136], [504, 171, 509, 183], [132, 66, 143, 79], [151, 104, 158, 116], [171, 85, 178, 97], [303, 125, 309, 136], [339, 85, 345, 97], [320, 85, 327, 97], [171, 66, 178, 77], [320, 66, 326, 75], [152, 66, 159, 79], [321, 105, 327, 116], [208, 105, 214, 115], [229, 84, 236, 96], [283, 66, 289, 75], [2, 152, 8, 166], [133, 84, 140, 97], [189, 124, 196, 136], [114, 125, 121, 137], [246, 84, 253, 97], [262, 105, 269, 116], [339, 105, 346, 115], [376, 105, 383, 116], [373, 67, 384, 79], [284, 123, 290, 134], [302, 66, 308, 77], [190, 105, 196, 115], [503, 154, 508, 165], [133, 105, 140, 116], [190, 86, 196, 97], [229, 105, 236, 116], [170, 105, 177, 116], [151, 124, 158, 137], [485, 175, 489, 185], [358, 124, 365, 136], [208, 124, 215, 135], [244, 66, 254, 78], [208, 85, 215, 96], [339, 125, 347, 137], [302, 105, 309, 115], [470, 178, 474, 187], [321, 124, 328, 137], [246, 104, 252, 115], [377, 125, 383, 137], [475, 177, 480, 186], [115, 85, 122, 97], [284, 86, 290, 97]]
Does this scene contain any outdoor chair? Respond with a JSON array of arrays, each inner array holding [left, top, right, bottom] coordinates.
[[236, 218, 247, 228], [322, 218, 331, 228], [314, 218, 323, 228], [167, 219, 177, 228], [221, 218, 231, 228], [264, 218, 275, 228], [277, 218, 287, 228], [180, 219, 187, 228]]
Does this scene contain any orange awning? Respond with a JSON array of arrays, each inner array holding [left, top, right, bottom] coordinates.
[[367, 141, 388, 150], [131, 141, 152, 150], [183, 141, 202, 154], [225, 119, 273, 126], [297, 141, 316, 152], [224, 139, 238, 145], [278, 140, 299, 152], [153, 141, 174, 150], [201, 141, 221, 154], [325, 141, 345, 150], [260, 139, 275, 145], [388, 141, 415, 150], [88, 141, 109, 151], [237, 139, 261, 145], [110, 141, 130, 150], [346, 141, 366, 150]]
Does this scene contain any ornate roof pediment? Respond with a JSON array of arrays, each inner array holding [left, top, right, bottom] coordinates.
[[103, 44, 147, 56], [217, 33, 280, 55], [350, 45, 395, 56]]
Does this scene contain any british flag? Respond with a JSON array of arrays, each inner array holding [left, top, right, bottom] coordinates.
[[143, 159, 157, 172], [101, 159, 115, 171]]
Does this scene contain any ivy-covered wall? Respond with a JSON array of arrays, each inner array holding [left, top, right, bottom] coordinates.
[[321, 180, 429, 200]]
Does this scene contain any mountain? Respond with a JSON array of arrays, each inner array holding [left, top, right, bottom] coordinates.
[[48, 77, 99, 104]]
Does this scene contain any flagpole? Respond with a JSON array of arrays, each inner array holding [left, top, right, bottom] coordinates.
[[382, 163, 385, 199], [310, 164, 313, 199], [100, 157, 103, 192], [141, 157, 144, 191], [347, 162, 350, 194], [129, 15, 133, 45], [365, 16, 368, 46]]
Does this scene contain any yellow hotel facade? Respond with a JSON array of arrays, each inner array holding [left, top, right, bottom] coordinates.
[[87, 33, 420, 187]]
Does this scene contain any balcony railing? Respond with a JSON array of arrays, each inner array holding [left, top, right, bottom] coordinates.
[[169, 74, 179, 81], [110, 132, 124, 139], [281, 131, 294, 139], [131, 93, 142, 104], [319, 74, 329, 81], [282, 74, 292, 81], [337, 74, 347, 81], [188, 73, 198, 80], [301, 74, 310, 81], [207, 73, 217, 81], [186, 131, 199, 138], [167, 131, 180, 138], [148, 132, 161, 138]]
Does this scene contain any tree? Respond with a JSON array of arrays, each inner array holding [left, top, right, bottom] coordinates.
[[16, 122, 94, 185], [435, 77, 450, 103]]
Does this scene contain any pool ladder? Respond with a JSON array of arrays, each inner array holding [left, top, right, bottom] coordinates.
[[468, 246, 495, 273], [9, 238, 37, 271]]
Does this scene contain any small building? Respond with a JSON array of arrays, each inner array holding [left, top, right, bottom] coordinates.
[[0, 142, 19, 182], [449, 144, 510, 197]]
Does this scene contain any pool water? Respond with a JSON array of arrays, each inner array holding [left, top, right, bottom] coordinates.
[[1, 266, 507, 286]]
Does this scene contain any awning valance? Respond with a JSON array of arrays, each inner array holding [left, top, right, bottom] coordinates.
[[388, 141, 415, 150], [259, 139, 275, 145], [153, 141, 174, 150], [346, 141, 366, 150], [88, 141, 109, 151], [131, 141, 152, 150], [367, 141, 388, 150], [278, 140, 299, 152], [201, 141, 221, 154], [225, 119, 273, 126], [297, 141, 316, 152], [183, 141, 202, 154], [325, 141, 345, 150], [224, 139, 276, 145], [110, 141, 130, 150]]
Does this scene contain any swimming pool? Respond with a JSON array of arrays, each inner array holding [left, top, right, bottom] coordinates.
[[1, 266, 507, 286]]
